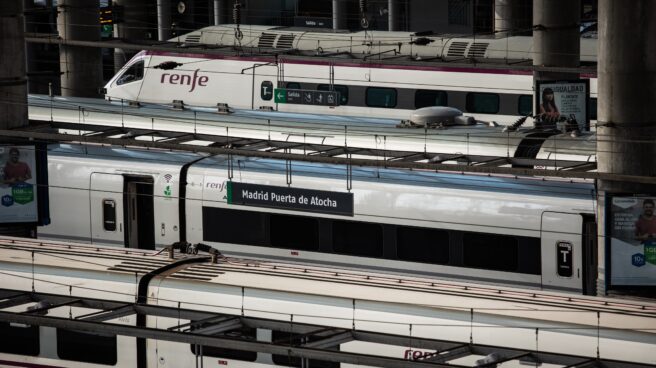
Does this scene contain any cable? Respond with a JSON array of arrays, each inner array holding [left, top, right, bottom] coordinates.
[[1, 94, 646, 166], [7, 92, 646, 153]]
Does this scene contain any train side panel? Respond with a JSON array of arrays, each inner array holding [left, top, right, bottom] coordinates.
[[103, 45, 599, 126], [185, 158, 595, 292], [40, 147, 185, 249], [151, 275, 656, 365], [0, 252, 138, 367], [43, 150, 94, 243]]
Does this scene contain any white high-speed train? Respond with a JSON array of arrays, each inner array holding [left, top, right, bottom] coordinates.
[[103, 25, 598, 124], [39, 143, 598, 295], [0, 238, 654, 368]]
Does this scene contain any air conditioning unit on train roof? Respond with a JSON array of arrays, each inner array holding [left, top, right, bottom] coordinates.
[[408, 106, 476, 127]]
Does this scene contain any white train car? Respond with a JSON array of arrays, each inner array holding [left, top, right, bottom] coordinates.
[[174, 25, 598, 63], [27, 94, 598, 166], [39, 143, 597, 294], [103, 25, 598, 125], [0, 238, 654, 368]]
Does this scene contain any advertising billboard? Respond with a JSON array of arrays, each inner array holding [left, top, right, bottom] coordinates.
[[609, 196, 656, 287], [0, 145, 39, 224], [536, 80, 590, 131]]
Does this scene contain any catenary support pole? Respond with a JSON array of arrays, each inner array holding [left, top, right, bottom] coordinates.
[[333, 0, 347, 30], [113, 0, 150, 72], [0, 0, 28, 129], [388, 0, 399, 31], [596, 0, 656, 295], [494, 0, 519, 36], [532, 0, 580, 81], [157, 0, 172, 41], [57, 0, 102, 97], [214, 0, 224, 25]]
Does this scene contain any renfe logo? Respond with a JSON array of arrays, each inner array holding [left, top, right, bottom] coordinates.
[[160, 69, 209, 92]]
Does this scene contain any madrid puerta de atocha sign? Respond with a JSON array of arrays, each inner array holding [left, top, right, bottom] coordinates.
[[227, 182, 353, 216]]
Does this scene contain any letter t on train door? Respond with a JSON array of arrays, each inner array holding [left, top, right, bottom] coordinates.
[[541, 212, 584, 293]]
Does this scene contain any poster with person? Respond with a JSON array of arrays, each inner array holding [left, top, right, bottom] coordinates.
[[609, 196, 656, 286], [536, 80, 590, 131], [0, 145, 38, 223]]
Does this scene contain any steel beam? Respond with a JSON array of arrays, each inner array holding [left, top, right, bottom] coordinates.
[[0, 293, 33, 310], [423, 344, 470, 363], [191, 317, 242, 335], [77, 305, 135, 322], [302, 331, 354, 349], [0, 289, 652, 368], [3, 127, 652, 184]]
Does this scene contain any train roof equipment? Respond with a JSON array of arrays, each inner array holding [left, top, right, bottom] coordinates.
[[26, 94, 599, 177], [0, 237, 655, 367], [176, 25, 598, 64]]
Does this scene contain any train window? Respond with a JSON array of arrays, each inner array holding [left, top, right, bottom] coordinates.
[[57, 329, 117, 365], [332, 220, 383, 257], [189, 325, 257, 362], [397, 226, 449, 264], [202, 207, 268, 246], [465, 93, 500, 114], [116, 60, 144, 85], [261, 81, 274, 100], [272, 331, 339, 368], [286, 82, 301, 89], [520, 238, 542, 275], [0, 322, 39, 356], [102, 199, 116, 231], [589, 97, 597, 120], [518, 95, 533, 115], [463, 233, 518, 272], [415, 90, 448, 108], [318, 84, 349, 105], [366, 87, 397, 108], [270, 214, 319, 251]]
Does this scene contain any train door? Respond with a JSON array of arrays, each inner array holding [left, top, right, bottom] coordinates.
[[90, 174, 155, 249], [251, 64, 278, 110], [581, 215, 598, 295], [540, 212, 585, 293], [124, 175, 155, 250], [90, 173, 125, 246]]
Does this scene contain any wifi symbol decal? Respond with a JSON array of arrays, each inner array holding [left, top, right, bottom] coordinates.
[[164, 174, 173, 183]]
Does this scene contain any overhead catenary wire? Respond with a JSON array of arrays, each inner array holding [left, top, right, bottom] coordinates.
[[1, 92, 641, 160], [0, 140, 598, 237]]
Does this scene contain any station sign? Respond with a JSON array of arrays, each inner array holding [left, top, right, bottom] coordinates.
[[275, 88, 340, 107], [294, 16, 331, 28], [99, 5, 123, 25], [607, 195, 656, 287], [227, 182, 353, 216]]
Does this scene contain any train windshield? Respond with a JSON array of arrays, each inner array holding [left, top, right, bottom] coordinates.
[[116, 61, 144, 85]]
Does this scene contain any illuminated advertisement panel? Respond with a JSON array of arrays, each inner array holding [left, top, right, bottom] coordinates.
[[609, 195, 656, 287], [535, 80, 590, 131], [0, 145, 39, 224]]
